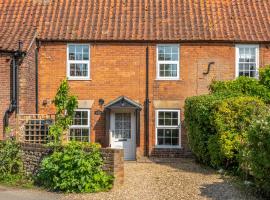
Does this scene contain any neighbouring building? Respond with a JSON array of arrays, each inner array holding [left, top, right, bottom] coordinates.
[[1, 0, 270, 160]]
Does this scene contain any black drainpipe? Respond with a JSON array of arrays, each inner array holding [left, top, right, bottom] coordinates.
[[3, 41, 25, 137], [144, 46, 150, 156], [35, 41, 39, 114]]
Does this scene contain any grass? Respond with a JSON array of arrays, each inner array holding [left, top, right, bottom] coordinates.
[[0, 174, 35, 189]]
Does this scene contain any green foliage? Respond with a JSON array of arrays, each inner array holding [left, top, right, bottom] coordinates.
[[0, 139, 24, 183], [49, 79, 78, 145], [184, 95, 225, 163], [259, 65, 270, 89], [209, 76, 270, 103], [208, 97, 268, 169], [36, 141, 113, 193], [185, 68, 270, 195], [244, 115, 270, 194]]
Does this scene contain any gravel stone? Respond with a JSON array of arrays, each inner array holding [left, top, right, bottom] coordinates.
[[62, 159, 258, 200]]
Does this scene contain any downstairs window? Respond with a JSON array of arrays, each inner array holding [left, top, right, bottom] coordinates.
[[69, 109, 90, 142], [156, 110, 181, 147]]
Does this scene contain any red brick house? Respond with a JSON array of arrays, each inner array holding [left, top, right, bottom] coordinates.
[[1, 0, 270, 159]]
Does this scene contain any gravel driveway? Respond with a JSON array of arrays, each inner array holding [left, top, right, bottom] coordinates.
[[62, 159, 258, 200]]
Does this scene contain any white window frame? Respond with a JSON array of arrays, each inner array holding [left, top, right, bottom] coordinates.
[[155, 109, 181, 148], [156, 44, 180, 80], [69, 109, 91, 142], [235, 44, 259, 78], [67, 44, 90, 80]]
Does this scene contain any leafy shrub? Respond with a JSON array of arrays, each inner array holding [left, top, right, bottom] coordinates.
[[259, 65, 270, 89], [208, 97, 268, 169], [184, 94, 226, 163], [37, 142, 113, 193], [0, 139, 23, 183], [49, 79, 78, 145], [209, 76, 270, 103], [244, 115, 270, 194]]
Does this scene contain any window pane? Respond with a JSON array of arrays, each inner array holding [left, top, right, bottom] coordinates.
[[172, 129, 179, 137], [172, 119, 178, 126], [158, 138, 164, 145], [172, 53, 178, 61], [165, 112, 171, 118], [172, 112, 178, 119], [250, 71, 256, 78], [165, 54, 172, 61], [158, 54, 165, 61], [70, 64, 75, 76], [158, 112, 165, 118], [69, 53, 75, 60], [172, 138, 179, 145], [159, 71, 165, 77], [171, 64, 177, 71], [165, 46, 172, 53], [165, 138, 171, 145], [160, 64, 165, 70], [158, 46, 165, 54], [83, 46, 89, 54], [165, 119, 171, 125], [83, 53, 89, 60], [158, 119, 164, 126], [165, 129, 171, 137], [165, 71, 171, 77], [157, 129, 164, 137], [172, 46, 178, 54]]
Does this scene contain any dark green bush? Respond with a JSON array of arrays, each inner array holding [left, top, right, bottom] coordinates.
[[0, 139, 23, 183], [259, 65, 270, 89], [184, 94, 226, 163], [244, 115, 270, 194], [185, 66, 270, 195], [208, 96, 268, 169], [209, 76, 270, 103], [37, 141, 113, 193]]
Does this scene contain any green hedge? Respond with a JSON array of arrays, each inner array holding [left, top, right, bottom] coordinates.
[[209, 76, 270, 103], [259, 65, 270, 89], [184, 94, 225, 163], [208, 97, 268, 169], [185, 67, 270, 196], [244, 115, 270, 194]]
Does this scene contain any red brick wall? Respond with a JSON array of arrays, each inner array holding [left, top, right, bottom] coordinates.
[[18, 42, 36, 114], [0, 54, 11, 139], [0, 42, 36, 139], [37, 42, 270, 157]]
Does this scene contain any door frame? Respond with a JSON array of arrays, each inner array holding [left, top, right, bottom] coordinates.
[[109, 108, 136, 160]]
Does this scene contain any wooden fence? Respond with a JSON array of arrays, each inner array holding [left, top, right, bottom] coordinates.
[[16, 114, 55, 144]]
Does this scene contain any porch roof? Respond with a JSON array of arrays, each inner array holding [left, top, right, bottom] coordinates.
[[104, 96, 142, 110]]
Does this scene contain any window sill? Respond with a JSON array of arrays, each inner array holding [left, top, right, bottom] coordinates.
[[155, 145, 182, 149], [67, 78, 92, 81], [155, 78, 182, 81]]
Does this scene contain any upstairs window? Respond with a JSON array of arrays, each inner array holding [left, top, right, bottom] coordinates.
[[156, 110, 181, 147], [157, 44, 179, 80], [67, 44, 90, 80], [236, 45, 259, 78], [69, 109, 90, 142]]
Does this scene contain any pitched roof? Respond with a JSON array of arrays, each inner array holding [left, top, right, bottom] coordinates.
[[1, 0, 270, 52]]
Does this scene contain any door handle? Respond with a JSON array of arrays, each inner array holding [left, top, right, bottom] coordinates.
[[118, 139, 127, 141]]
